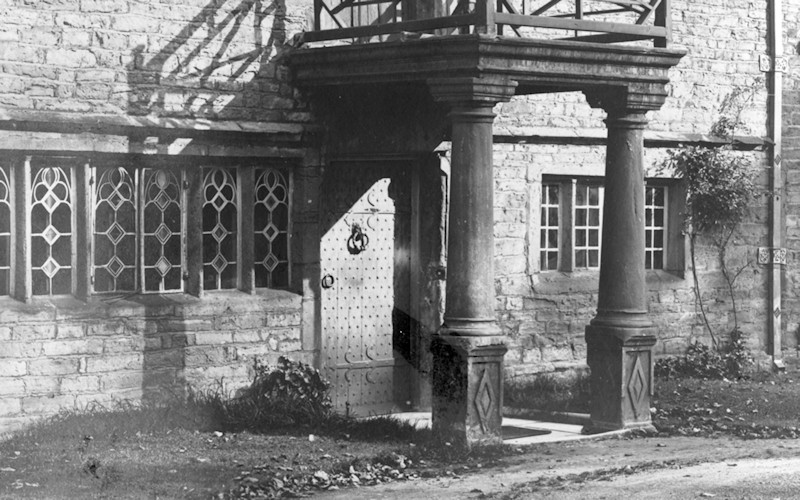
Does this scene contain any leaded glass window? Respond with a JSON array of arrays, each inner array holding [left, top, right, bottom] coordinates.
[[31, 165, 73, 295], [203, 167, 237, 290], [142, 168, 183, 292], [9, 157, 293, 300], [0, 165, 10, 295], [254, 168, 289, 288], [94, 167, 138, 292]]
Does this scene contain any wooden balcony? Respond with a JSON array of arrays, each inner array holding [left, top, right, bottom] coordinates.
[[299, 0, 671, 47]]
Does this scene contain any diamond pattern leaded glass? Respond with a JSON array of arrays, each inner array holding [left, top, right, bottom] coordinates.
[[0, 165, 11, 295], [202, 168, 237, 291], [143, 168, 182, 292], [154, 223, 172, 245], [254, 168, 289, 288], [94, 166, 137, 292], [31, 166, 72, 295]]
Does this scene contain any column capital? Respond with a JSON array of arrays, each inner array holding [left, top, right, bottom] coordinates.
[[427, 76, 518, 107], [583, 84, 667, 117]]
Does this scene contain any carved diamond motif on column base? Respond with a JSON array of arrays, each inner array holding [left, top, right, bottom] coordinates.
[[431, 335, 507, 448], [583, 325, 657, 434]]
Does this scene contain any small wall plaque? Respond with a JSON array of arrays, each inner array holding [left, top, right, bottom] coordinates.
[[758, 247, 787, 265]]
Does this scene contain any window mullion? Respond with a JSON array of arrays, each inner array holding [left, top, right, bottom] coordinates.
[[138, 169, 144, 294], [562, 179, 574, 272], [598, 184, 605, 266], [185, 167, 203, 297], [1, 160, 15, 298], [14, 156, 31, 302], [74, 159, 92, 301], [287, 171, 294, 288], [239, 165, 255, 294], [662, 186, 669, 268]]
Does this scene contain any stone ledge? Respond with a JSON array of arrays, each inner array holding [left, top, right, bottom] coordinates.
[[0, 108, 308, 137], [0, 289, 302, 322]]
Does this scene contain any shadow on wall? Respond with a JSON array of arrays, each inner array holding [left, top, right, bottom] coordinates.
[[127, 0, 288, 121], [118, 0, 292, 404]]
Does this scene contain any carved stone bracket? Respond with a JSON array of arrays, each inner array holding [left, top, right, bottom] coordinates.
[[427, 76, 518, 108], [583, 83, 669, 116]]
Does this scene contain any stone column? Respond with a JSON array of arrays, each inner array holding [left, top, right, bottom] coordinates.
[[584, 95, 657, 433], [427, 76, 516, 446]]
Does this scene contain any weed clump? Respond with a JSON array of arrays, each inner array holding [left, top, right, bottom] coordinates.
[[655, 328, 753, 380], [189, 356, 334, 431]]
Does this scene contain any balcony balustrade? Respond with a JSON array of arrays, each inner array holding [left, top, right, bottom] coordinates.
[[300, 0, 671, 47]]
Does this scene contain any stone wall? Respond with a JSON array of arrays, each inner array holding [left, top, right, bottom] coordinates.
[[490, 142, 771, 379], [0, 0, 320, 436], [494, 0, 769, 138], [0, 0, 791, 426], [485, 0, 776, 380], [0, 290, 306, 435], [0, 0, 310, 124], [782, 0, 800, 349]]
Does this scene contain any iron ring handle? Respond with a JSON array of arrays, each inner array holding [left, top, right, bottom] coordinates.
[[321, 274, 335, 289]]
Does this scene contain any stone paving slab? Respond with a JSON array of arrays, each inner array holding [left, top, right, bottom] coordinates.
[[389, 412, 626, 445]]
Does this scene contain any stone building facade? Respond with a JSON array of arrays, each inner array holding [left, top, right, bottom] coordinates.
[[0, 0, 795, 434]]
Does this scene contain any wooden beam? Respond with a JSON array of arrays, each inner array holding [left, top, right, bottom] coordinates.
[[494, 12, 667, 36], [563, 32, 653, 43], [299, 14, 476, 42], [654, 0, 671, 47]]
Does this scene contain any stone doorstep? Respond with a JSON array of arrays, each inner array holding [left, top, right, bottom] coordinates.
[[386, 412, 628, 445]]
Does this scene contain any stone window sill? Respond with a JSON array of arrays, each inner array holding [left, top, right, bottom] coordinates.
[[0, 289, 301, 321]]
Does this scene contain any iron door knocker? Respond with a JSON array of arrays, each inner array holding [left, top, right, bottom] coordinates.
[[347, 223, 369, 255]]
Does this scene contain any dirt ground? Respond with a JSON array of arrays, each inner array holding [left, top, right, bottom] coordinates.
[[317, 435, 800, 499]]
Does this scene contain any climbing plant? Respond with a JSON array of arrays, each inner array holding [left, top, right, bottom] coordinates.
[[661, 87, 761, 350]]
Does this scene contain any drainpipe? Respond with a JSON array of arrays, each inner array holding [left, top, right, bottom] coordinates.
[[766, 0, 785, 370]]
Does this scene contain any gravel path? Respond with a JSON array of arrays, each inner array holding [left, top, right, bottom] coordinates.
[[317, 436, 800, 499]]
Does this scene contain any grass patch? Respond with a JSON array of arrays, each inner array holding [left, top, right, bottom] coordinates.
[[652, 367, 800, 438], [502, 356, 800, 441], [0, 395, 508, 498]]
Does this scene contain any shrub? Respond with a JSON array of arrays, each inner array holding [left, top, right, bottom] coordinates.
[[235, 356, 333, 428], [250, 356, 333, 422], [655, 329, 753, 380], [182, 356, 334, 432]]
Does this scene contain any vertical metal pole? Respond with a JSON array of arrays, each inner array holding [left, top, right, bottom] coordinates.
[[768, 0, 784, 370]]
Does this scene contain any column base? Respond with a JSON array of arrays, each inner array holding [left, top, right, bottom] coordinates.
[[430, 335, 507, 447], [583, 324, 657, 433], [439, 317, 501, 337]]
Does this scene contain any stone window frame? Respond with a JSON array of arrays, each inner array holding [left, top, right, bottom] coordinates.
[[2, 155, 293, 301], [536, 176, 685, 275]]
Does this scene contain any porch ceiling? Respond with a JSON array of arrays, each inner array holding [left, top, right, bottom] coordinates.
[[289, 34, 686, 109]]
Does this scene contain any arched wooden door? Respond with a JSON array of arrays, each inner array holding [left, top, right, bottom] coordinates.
[[320, 162, 413, 416]]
